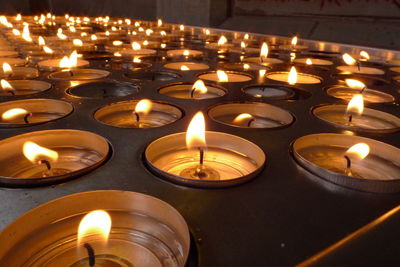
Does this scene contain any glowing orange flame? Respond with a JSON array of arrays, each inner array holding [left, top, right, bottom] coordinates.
[[345, 143, 370, 162], [291, 36, 298, 46], [15, 14, 21, 21], [143, 40, 149, 46], [113, 52, 122, 57], [180, 65, 190, 71], [12, 29, 20, 36], [360, 51, 370, 60], [2, 108, 28, 120], [157, 19, 163, 27], [241, 41, 247, 49], [132, 42, 141, 50], [346, 94, 364, 115], [91, 34, 97, 41], [112, 40, 123, 46], [38, 36, 45, 46], [183, 50, 190, 56], [1, 79, 13, 90], [191, 80, 208, 95], [135, 99, 152, 115], [244, 33, 249, 40], [288, 66, 297, 85], [345, 79, 366, 89], [186, 111, 206, 149], [259, 69, 266, 77], [160, 31, 166, 36], [73, 39, 83, 47], [243, 63, 250, 70], [218, 35, 227, 46], [22, 24, 32, 42], [306, 58, 313, 65], [260, 42, 268, 59], [216, 70, 228, 82], [77, 210, 111, 245], [233, 113, 254, 124], [23, 141, 59, 164], [160, 43, 166, 49], [179, 24, 184, 31], [3, 63, 12, 75], [133, 57, 141, 63], [145, 29, 153, 36], [205, 29, 210, 35], [343, 53, 356, 65]]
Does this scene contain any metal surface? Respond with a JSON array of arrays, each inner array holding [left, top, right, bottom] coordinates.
[[0, 30, 399, 267]]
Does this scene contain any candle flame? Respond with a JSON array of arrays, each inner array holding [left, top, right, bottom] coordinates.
[[218, 35, 227, 46], [343, 53, 356, 65], [73, 39, 83, 47], [160, 31, 166, 36], [134, 99, 152, 115], [186, 111, 206, 149], [132, 42, 141, 50], [133, 57, 141, 63], [12, 29, 20, 36], [69, 26, 76, 32], [360, 50, 370, 60], [191, 80, 207, 94], [2, 108, 28, 120], [241, 41, 247, 48], [38, 36, 45, 46], [157, 19, 163, 27], [3, 63, 12, 75], [183, 50, 190, 56], [91, 34, 97, 41], [243, 63, 250, 70], [22, 24, 32, 42], [259, 69, 266, 77], [306, 58, 313, 65], [291, 36, 298, 46], [346, 94, 364, 115], [260, 42, 268, 58], [233, 113, 254, 124], [113, 52, 122, 57], [205, 29, 210, 35], [244, 33, 249, 40], [105, 31, 110, 36], [160, 43, 166, 49], [179, 24, 184, 31], [288, 66, 297, 85], [180, 65, 190, 71], [77, 210, 111, 245], [143, 40, 149, 46], [16, 14, 21, 21], [112, 40, 123, 46], [145, 29, 153, 36], [345, 79, 366, 89], [1, 79, 13, 90], [345, 143, 370, 162], [23, 141, 59, 164], [217, 70, 228, 82]]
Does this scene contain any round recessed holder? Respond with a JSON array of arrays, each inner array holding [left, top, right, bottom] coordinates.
[[0, 99, 73, 127], [0, 190, 190, 266], [81, 50, 113, 60], [0, 67, 39, 79], [266, 71, 322, 84], [0, 57, 27, 66], [0, 129, 110, 187], [95, 100, 182, 128], [336, 65, 385, 75], [243, 57, 284, 65], [117, 48, 157, 57], [242, 84, 296, 100], [158, 82, 226, 100], [166, 49, 203, 58], [219, 62, 269, 71], [294, 58, 333, 66], [37, 58, 89, 71], [208, 102, 294, 128], [0, 80, 52, 96], [292, 133, 400, 193], [313, 104, 400, 133], [333, 73, 390, 87], [48, 69, 110, 80], [279, 44, 308, 51], [326, 85, 395, 103], [197, 71, 252, 83], [164, 61, 209, 71], [0, 50, 18, 57], [389, 66, 400, 73], [145, 131, 266, 188], [67, 81, 139, 99], [125, 70, 181, 82]]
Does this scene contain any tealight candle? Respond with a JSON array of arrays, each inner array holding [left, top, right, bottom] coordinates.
[[279, 36, 308, 51], [145, 112, 265, 187], [49, 68, 110, 80], [0, 129, 109, 187], [266, 67, 322, 84], [0, 79, 51, 96], [389, 66, 400, 73], [38, 58, 89, 71], [244, 56, 283, 65], [0, 57, 27, 66], [292, 133, 400, 193], [94, 99, 182, 128], [0, 99, 73, 127], [125, 70, 180, 82], [336, 65, 385, 75], [117, 43, 156, 57], [242, 85, 296, 100], [326, 85, 395, 103], [164, 61, 209, 71], [294, 58, 333, 66], [208, 102, 294, 128], [197, 70, 252, 83], [158, 81, 226, 99], [0, 64, 39, 79], [68, 81, 140, 98], [0, 50, 19, 57], [219, 62, 268, 71], [166, 49, 203, 58]]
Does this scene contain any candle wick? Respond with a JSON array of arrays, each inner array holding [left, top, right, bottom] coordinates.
[[348, 114, 353, 123], [68, 70, 74, 77], [190, 88, 196, 98], [247, 118, 256, 127], [357, 61, 361, 72], [344, 155, 352, 176], [360, 86, 366, 93], [133, 111, 140, 123], [199, 147, 204, 166], [23, 112, 32, 124], [7, 90, 15, 96], [38, 159, 52, 171], [83, 243, 96, 267]]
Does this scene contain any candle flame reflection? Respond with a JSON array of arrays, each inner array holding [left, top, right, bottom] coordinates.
[[180, 65, 190, 71], [77, 210, 111, 245], [186, 111, 206, 149]]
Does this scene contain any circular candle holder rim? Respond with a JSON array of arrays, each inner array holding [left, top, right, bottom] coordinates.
[[336, 65, 385, 75], [311, 104, 400, 133], [144, 131, 266, 188], [0, 129, 111, 187], [0, 79, 53, 96], [0, 98, 74, 128], [265, 71, 323, 83], [94, 99, 185, 129], [196, 70, 254, 81], [207, 101, 295, 129], [47, 68, 111, 81], [163, 61, 210, 71], [291, 133, 400, 193], [324, 84, 395, 103], [124, 70, 182, 81], [241, 83, 298, 100], [157, 81, 228, 98], [66, 80, 140, 99], [218, 61, 272, 71], [332, 73, 391, 85]]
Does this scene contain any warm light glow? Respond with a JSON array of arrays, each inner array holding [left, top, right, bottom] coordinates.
[[345, 79, 366, 89], [343, 53, 356, 65], [105, 31, 110, 36], [191, 80, 207, 94], [59, 56, 70, 68], [346, 94, 364, 115], [243, 63, 250, 70], [1, 79, 13, 90], [160, 43, 166, 49], [157, 19, 162, 27], [291, 36, 298, 46], [73, 39, 83, 46], [360, 50, 370, 60], [91, 34, 97, 41], [217, 70, 228, 82], [345, 143, 370, 162], [38, 36, 45, 46], [133, 57, 141, 63], [143, 40, 149, 46], [3, 63, 12, 75], [244, 33, 249, 40], [2, 108, 28, 120], [69, 26, 76, 32], [112, 40, 123, 46], [134, 99, 152, 115], [12, 29, 20, 36], [186, 111, 206, 149], [241, 41, 247, 48], [180, 65, 190, 71], [288, 66, 297, 85], [233, 113, 254, 124], [179, 24, 184, 31], [259, 69, 266, 77], [218, 35, 227, 46], [183, 50, 190, 56], [160, 31, 166, 36], [23, 141, 59, 164], [205, 29, 210, 35], [134, 21, 140, 27], [306, 58, 313, 65], [113, 52, 122, 57], [15, 14, 21, 21], [260, 42, 268, 58], [145, 29, 153, 36], [77, 210, 111, 245], [22, 24, 32, 42], [132, 42, 141, 50]]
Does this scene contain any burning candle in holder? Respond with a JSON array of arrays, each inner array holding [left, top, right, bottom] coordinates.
[[125, 70, 181, 82], [208, 102, 294, 128], [145, 111, 266, 187], [164, 61, 209, 71], [313, 93, 400, 133], [0, 99, 73, 127], [279, 36, 308, 51], [67, 80, 140, 98], [117, 42, 156, 58], [294, 57, 333, 66], [266, 66, 322, 84], [205, 35, 233, 51], [292, 133, 400, 193], [0, 129, 109, 187], [243, 42, 283, 65], [49, 68, 110, 80], [219, 62, 269, 72], [337, 53, 384, 75], [326, 79, 395, 103], [0, 190, 190, 266], [0, 79, 51, 96], [38, 50, 89, 71], [197, 70, 252, 83], [95, 99, 182, 128], [166, 49, 203, 59], [0, 62, 38, 79], [242, 84, 297, 100], [158, 80, 227, 100]]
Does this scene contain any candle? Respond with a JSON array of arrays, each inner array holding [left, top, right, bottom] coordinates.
[[117, 42, 156, 57], [208, 102, 294, 128], [0, 99, 73, 127], [219, 62, 268, 71], [94, 99, 182, 128], [164, 62, 209, 71], [266, 67, 322, 84], [49, 69, 110, 80], [242, 85, 295, 100], [326, 83, 395, 104], [0, 190, 190, 266], [125, 70, 180, 82], [68, 81, 140, 98], [294, 58, 333, 66], [0, 79, 51, 96], [0, 129, 109, 187], [0, 50, 18, 57], [336, 65, 384, 75], [38, 58, 89, 71], [292, 133, 400, 193], [279, 36, 308, 51], [158, 80, 226, 99], [197, 70, 252, 83], [145, 112, 265, 187], [0, 63, 39, 79], [389, 66, 400, 73], [205, 35, 233, 50], [166, 49, 203, 58], [0, 57, 26, 66]]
